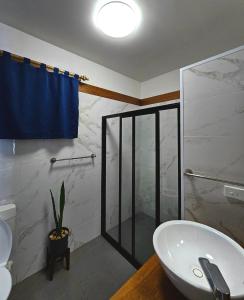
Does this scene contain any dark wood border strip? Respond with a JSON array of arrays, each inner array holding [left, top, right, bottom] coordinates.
[[140, 90, 180, 106], [79, 83, 140, 105], [79, 83, 180, 106]]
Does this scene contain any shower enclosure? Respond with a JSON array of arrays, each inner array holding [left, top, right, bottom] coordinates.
[[101, 103, 181, 267]]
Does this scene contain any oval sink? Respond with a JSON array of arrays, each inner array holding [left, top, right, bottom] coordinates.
[[153, 220, 244, 300]]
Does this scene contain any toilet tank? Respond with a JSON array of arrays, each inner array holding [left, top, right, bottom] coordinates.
[[0, 204, 16, 233]]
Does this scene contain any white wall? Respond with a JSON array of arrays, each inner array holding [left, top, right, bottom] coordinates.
[[0, 22, 140, 98], [140, 69, 180, 98]]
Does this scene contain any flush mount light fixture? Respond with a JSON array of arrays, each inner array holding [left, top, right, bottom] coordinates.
[[94, 0, 142, 38]]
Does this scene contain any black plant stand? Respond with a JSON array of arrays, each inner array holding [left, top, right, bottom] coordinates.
[[46, 246, 70, 281]]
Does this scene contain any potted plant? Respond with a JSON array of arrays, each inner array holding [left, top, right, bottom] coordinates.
[[48, 182, 69, 257]]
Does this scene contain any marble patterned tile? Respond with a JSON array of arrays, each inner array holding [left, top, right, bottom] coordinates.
[[183, 47, 244, 247], [0, 91, 180, 284], [183, 51, 244, 101], [0, 94, 136, 284]]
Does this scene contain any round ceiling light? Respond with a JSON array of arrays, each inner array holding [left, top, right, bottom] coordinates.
[[94, 1, 141, 38]]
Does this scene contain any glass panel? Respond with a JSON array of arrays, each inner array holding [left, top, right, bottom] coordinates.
[[160, 109, 178, 222], [135, 114, 155, 264], [106, 117, 120, 242], [121, 117, 132, 254]]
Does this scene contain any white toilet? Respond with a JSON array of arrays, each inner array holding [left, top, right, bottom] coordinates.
[[0, 204, 16, 300]]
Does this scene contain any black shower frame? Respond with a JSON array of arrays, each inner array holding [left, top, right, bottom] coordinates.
[[101, 103, 181, 268]]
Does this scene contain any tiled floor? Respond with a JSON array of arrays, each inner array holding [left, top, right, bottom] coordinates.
[[9, 236, 136, 300], [108, 213, 155, 264]]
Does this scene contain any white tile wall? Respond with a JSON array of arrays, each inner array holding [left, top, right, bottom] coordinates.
[[0, 90, 180, 285], [183, 47, 244, 246], [0, 93, 136, 284]]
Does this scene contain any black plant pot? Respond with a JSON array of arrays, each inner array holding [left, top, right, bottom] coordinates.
[[48, 227, 69, 257]]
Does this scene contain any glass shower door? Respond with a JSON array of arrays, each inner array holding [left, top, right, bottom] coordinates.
[[105, 117, 120, 242], [160, 109, 179, 222], [101, 103, 181, 269], [134, 113, 157, 264], [120, 117, 133, 255]]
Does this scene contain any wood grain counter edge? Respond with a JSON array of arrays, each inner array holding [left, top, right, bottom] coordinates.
[[111, 255, 187, 300]]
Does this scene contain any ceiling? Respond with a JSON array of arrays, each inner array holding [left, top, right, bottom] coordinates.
[[0, 0, 244, 81]]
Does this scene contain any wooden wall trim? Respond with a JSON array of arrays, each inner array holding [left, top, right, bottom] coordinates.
[[79, 83, 180, 106], [79, 83, 140, 106], [140, 90, 180, 106]]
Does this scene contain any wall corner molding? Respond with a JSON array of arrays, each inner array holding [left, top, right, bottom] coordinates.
[[79, 83, 180, 106]]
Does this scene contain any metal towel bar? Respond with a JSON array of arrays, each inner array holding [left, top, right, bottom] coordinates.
[[184, 169, 244, 187], [50, 153, 96, 164]]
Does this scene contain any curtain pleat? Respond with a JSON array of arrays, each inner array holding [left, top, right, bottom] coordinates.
[[0, 51, 79, 139]]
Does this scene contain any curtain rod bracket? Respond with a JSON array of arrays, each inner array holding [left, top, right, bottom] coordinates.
[[0, 49, 89, 82]]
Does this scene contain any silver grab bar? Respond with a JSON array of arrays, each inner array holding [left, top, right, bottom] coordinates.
[[50, 153, 96, 164], [184, 169, 244, 187]]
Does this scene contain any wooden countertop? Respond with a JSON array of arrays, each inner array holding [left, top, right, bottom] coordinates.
[[111, 255, 187, 300]]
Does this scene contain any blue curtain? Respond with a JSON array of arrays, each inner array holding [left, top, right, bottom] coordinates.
[[0, 51, 79, 139]]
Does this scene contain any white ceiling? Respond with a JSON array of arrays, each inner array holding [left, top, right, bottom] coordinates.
[[0, 0, 244, 81]]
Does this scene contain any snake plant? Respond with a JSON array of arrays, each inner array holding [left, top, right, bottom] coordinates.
[[50, 181, 65, 236]]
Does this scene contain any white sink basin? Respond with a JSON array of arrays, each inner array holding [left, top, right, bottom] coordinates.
[[153, 220, 244, 300]]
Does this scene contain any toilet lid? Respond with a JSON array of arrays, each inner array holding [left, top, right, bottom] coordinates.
[[0, 267, 12, 300], [0, 219, 12, 267]]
